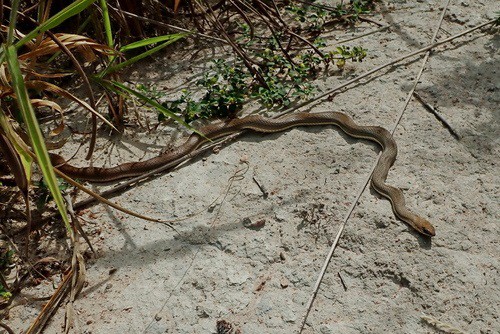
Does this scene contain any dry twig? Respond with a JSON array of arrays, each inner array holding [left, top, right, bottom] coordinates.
[[413, 91, 461, 140]]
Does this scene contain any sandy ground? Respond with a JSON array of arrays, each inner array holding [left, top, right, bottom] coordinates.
[[7, 1, 499, 333]]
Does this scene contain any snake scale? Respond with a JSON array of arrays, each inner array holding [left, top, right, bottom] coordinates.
[[50, 111, 436, 237]]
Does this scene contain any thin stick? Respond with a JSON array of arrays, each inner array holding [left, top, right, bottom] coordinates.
[[63, 193, 94, 253], [332, 24, 391, 45], [279, 17, 496, 117], [299, 1, 454, 331], [299, 156, 377, 331], [107, 5, 228, 44], [413, 91, 461, 140], [390, 0, 452, 137]]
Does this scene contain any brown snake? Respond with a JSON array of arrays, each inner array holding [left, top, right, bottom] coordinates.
[[50, 112, 436, 237]]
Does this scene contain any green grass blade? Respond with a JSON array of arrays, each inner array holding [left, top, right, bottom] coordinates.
[[119, 34, 188, 51], [15, 0, 97, 49], [7, 0, 21, 45], [5, 45, 71, 232], [102, 33, 189, 75], [101, 79, 202, 136], [99, 0, 114, 48], [98, 0, 116, 68]]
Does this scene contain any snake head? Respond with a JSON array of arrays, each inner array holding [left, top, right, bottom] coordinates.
[[414, 217, 436, 237]]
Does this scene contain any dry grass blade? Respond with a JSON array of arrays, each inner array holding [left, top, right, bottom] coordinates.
[[22, 69, 73, 79], [42, 30, 102, 160], [24, 80, 118, 132], [14, 147, 195, 235], [0, 132, 32, 253], [173, 0, 182, 13], [19, 33, 116, 61], [24, 267, 73, 334], [63, 192, 94, 253], [64, 249, 86, 333], [0, 111, 33, 179], [61, 196, 88, 333], [0, 24, 28, 47], [0, 63, 9, 88], [106, 5, 228, 43], [26, 197, 86, 333], [15, 128, 247, 236], [19, 135, 234, 234], [51, 168, 177, 230], [29, 99, 65, 136], [0, 132, 28, 197]]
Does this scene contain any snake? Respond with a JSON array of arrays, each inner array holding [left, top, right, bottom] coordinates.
[[50, 111, 436, 237]]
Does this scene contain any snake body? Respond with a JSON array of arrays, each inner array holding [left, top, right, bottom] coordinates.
[[51, 112, 436, 237]]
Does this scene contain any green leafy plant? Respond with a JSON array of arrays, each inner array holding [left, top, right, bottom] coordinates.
[[160, 59, 247, 122], [327, 45, 368, 68], [162, 39, 366, 121], [154, 1, 373, 122], [0, 284, 12, 300], [286, 0, 377, 31]]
